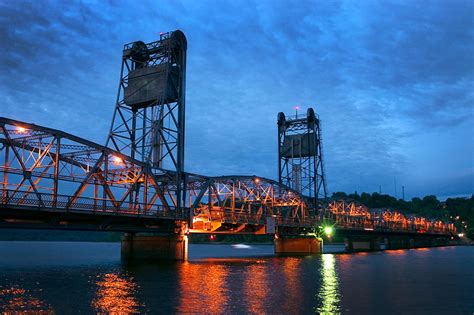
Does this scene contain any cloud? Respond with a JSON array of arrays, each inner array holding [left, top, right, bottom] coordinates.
[[0, 0, 472, 198]]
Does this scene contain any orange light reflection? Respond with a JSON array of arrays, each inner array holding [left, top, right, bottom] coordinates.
[[385, 249, 407, 256], [177, 262, 229, 314], [281, 258, 303, 313], [92, 273, 141, 314], [244, 263, 268, 314], [0, 286, 53, 313]]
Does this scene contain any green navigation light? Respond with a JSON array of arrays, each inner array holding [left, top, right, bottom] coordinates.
[[324, 226, 334, 236]]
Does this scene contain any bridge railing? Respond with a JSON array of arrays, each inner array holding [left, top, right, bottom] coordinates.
[[0, 189, 189, 220]]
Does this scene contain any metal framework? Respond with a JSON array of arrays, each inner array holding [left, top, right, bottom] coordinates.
[[278, 108, 327, 206], [0, 118, 310, 232], [107, 31, 187, 211], [0, 117, 455, 236], [323, 200, 456, 235], [189, 176, 311, 233], [0, 30, 456, 237], [0, 117, 184, 219]]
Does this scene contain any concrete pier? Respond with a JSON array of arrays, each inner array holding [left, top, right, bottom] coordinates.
[[275, 235, 323, 255], [121, 233, 188, 261]]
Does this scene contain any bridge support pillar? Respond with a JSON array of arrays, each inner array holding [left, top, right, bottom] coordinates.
[[275, 235, 322, 255], [121, 227, 188, 261], [345, 237, 380, 252]]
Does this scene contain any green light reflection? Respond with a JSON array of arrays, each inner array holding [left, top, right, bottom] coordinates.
[[316, 254, 341, 314]]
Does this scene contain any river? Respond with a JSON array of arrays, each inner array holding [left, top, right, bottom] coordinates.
[[0, 242, 472, 314]]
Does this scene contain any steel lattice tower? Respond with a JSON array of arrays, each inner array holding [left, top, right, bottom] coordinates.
[[106, 30, 187, 209], [277, 108, 328, 207]]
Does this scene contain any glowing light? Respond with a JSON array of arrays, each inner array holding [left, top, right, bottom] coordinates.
[[324, 226, 334, 236], [458, 233, 464, 237], [16, 126, 27, 133], [112, 156, 124, 165], [254, 177, 260, 184], [209, 234, 215, 241], [294, 105, 300, 110]]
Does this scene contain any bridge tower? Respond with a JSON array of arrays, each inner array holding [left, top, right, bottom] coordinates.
[[106, 30, 187, 210], [277, 108, 328, 208]]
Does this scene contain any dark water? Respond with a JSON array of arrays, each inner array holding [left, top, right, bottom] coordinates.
[[0, 242, 473, 314]]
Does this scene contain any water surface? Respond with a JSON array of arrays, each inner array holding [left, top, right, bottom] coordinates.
[[0, 242, 472, 314]]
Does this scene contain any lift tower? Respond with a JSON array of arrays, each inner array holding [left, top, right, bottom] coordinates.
[[277, 108, 327, 208], [106, 30, 187, 210]]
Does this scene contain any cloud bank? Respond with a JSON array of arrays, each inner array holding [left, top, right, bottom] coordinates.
[[1, 0, 472, 198]]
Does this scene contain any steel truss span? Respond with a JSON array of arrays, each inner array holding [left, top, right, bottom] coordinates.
[[0, 117, 456, 235], [189, 176, 313, 234], [0, 117, 187, 221], [0, 118, 311, 231], [323, 201, 456, 236]]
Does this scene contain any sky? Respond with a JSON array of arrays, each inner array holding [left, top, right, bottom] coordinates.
[[0, 0, 473, 199]]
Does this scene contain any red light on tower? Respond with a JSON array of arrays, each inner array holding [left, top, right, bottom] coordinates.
[[294, 105, 300, 118]]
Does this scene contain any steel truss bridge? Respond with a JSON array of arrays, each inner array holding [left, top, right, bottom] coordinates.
[[0, 30, 456, 240], [0, 117, 455, 237]]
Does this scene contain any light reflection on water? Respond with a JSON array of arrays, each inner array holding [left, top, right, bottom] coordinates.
[[92, 273, 141, 314], [177, 262, 230, 314], [243, 263, 267, 314], [0, 243, 472, 313], [0, 285, 53, 313], [316, 254, 341, 314], [281, 258, 304, 313]]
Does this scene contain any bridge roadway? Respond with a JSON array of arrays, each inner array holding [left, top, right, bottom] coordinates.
[[0, 117, 456, 260]]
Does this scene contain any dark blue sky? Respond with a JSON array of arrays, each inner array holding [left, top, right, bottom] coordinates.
[[1, 0, 473, 199]]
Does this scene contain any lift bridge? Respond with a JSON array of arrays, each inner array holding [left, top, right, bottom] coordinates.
[[0, 31, 456, 259]]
